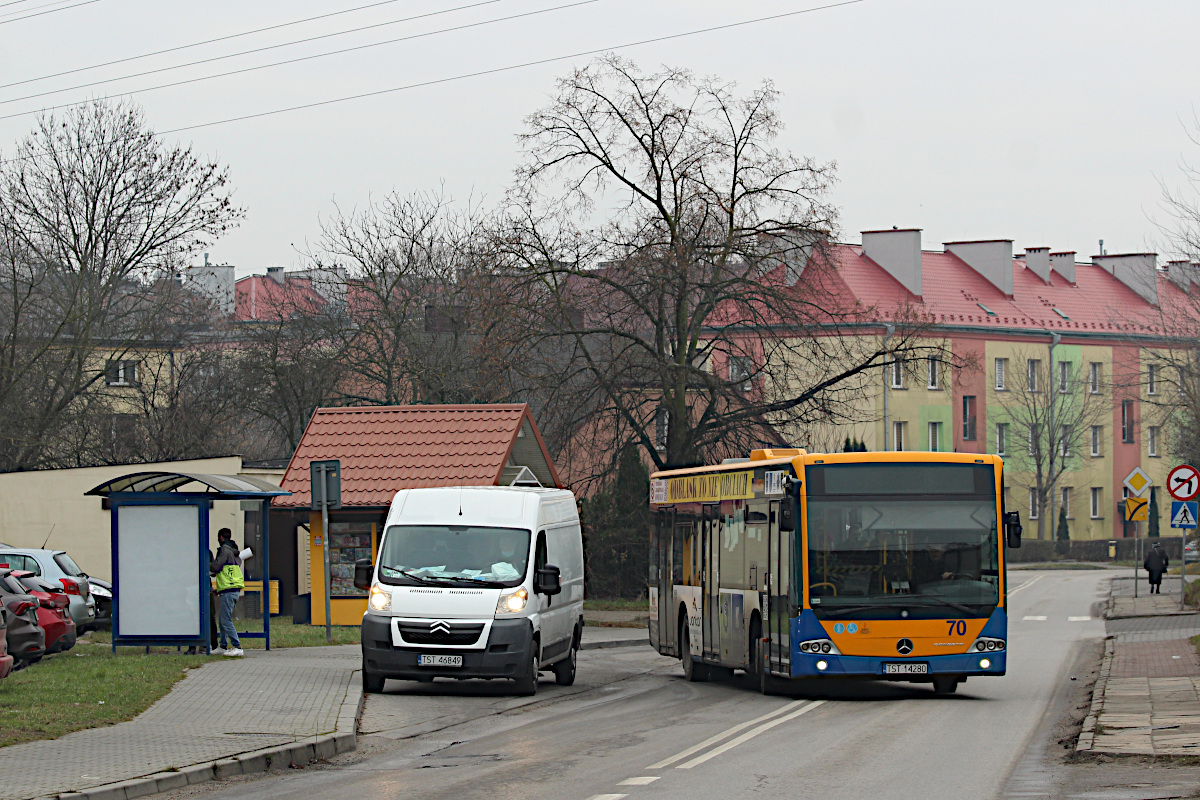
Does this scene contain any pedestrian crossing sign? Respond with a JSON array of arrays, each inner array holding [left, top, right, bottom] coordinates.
[[1171, 500, 1199, 529]]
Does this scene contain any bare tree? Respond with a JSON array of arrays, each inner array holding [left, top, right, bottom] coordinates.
[[990, 345, 1109, 539], [0, 100, 242, 470], [499, 55, 938, 474]]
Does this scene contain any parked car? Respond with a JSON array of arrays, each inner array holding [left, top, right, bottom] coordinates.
[[11, 571, 75, 654], [1186, 540, 1198, 563], [87, 576, 112, 628], [0, 549, 95, 631], [0, 607, 13, 681], [0, 571, 45, 668]]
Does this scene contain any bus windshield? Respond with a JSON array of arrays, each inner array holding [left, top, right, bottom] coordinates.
[[805, 463, 1000, 619], [377, 525, 531, 588]]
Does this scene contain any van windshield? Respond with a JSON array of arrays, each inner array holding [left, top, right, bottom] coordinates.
[[378, 525, 530, 588]]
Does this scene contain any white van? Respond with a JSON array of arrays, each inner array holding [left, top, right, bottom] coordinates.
[[356, 486, 584, 696]]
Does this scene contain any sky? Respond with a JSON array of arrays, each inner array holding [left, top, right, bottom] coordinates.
[[0, 0, 1198, 277]]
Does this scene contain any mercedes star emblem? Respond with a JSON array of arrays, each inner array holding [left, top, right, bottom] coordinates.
[[896, 638, 914, 656]]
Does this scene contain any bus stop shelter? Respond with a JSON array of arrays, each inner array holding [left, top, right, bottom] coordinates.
[[86, 472, 290, 652]]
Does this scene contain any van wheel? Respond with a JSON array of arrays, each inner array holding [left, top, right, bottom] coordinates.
[[362, 661, 385, 693], [932, 676, 959, 695], [554, 632, 578, 686], [681, 625, 708, 682], [514, 647, 539, 696]]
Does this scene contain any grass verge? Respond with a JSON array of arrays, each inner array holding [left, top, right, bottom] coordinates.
[[83, 616, 360, 649], [584, 599, 648, 611], [0, 649, 216, 748]]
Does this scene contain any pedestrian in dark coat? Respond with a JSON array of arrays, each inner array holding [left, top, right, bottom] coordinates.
[[1145, 542, 1169, 594]]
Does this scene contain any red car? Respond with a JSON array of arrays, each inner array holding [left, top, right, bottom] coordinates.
[[0, 607, 13, 680], [10, 570, 75, 654]]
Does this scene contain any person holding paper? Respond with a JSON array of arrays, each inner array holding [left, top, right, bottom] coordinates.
[[210, 528, 245, 656]]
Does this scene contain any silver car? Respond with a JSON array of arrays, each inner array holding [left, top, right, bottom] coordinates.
[[0, 549, 96, 630]]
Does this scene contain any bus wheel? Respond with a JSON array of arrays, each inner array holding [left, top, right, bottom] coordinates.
[[681, 625, 708, 682], [932, 676, 959, 695]]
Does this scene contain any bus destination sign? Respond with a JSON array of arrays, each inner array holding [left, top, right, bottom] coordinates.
[[662, 470, 755, 503]]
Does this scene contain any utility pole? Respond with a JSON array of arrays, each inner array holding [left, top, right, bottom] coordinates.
[[882, 323, 895, 451], [1046, 333, 1061, 540]]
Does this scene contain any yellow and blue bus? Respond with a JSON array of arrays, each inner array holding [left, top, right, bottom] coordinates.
[[648, 449, 1021, 694]]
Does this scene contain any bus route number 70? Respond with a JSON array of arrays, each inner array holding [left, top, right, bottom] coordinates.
[[946, 620, 967, 637]]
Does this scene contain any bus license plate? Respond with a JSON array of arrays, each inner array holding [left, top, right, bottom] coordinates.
[[884, 663, 928, 674], [418, 654, 463, 667]]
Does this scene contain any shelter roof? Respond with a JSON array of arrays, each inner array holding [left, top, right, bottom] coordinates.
[[86, 472, 289, 499], [277, 403, 562, 508]]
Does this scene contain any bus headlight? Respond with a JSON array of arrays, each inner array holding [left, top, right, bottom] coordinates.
[[970, 637, 1004, 653], [980, 658, 992, 669], [799, 639, 840, 655], [368, 584, 392, 612], [496, 587, 528, 614], [816, 660, 828, 671]]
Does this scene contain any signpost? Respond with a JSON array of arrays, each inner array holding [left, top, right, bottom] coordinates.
[[1169, 464, 1200, 610], [1123, 467, 1152, 598], [310, 460, 342, 643]]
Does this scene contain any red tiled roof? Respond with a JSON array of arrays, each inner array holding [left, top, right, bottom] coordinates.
[[235, 275, 325, 321], [276, 403, 561, 508]]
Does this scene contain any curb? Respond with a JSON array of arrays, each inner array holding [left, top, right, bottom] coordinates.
[[581, 638, 648, 651], [53, 676, 365, 800], [1075, 636, 1114, 754], [1106, 610, 1198, 620]]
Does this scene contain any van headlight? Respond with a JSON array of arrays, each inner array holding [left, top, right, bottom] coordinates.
[[496, 587, 528, 614], [368, 584, 392, 612]]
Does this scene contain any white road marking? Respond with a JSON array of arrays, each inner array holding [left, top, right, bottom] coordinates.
[[647, 701, 803, 769], [1007, 574, 1045, 596], [1068, 616, 1091, 621], [587, 795, 628, 800], [677, 700, 825, 770], [618, 777, 660, 786], [1022, 616, 1047, 621]]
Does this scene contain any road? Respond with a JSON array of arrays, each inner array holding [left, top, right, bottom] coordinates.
[[166, 570, 1115, 800]]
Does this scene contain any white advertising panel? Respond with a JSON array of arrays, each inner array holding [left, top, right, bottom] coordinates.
[[116, 504, 201, 637]]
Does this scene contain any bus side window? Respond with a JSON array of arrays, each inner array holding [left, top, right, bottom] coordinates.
[[649, 512, 662, 584], [672, 523, 686, 585]]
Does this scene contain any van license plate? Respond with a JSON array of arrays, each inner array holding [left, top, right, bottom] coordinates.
[[418, 654, 462, 667], [884, 663, 928, 674]]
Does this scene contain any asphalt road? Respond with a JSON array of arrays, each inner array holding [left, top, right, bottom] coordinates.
[[169, 570, 1113, 800]]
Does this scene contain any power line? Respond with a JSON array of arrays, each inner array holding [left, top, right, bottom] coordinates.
[[1, 0, 507, 106], [0, 0, 98, 25], [0, 0, 866, 165], [0, 0, 602, 121], [0, 0, 83, 18]]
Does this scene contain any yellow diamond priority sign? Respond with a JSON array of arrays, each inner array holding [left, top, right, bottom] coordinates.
[[1123, 466, 1152, 497]]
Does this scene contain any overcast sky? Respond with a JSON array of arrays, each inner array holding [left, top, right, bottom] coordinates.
[[1, 0, 1198, 276]]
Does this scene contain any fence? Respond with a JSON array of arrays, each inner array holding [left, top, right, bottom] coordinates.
[[1006, 536, 1185, 563]]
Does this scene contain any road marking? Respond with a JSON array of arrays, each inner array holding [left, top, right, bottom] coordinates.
[[586, 795, 628, 800], [647, 701, 803, 769], [1022, 616, 1047, 621], [1068, 616, 1091, 621], [677, 700, 825, 769], [1007, 574, 1045, 596], [618, 777, 660, 786]]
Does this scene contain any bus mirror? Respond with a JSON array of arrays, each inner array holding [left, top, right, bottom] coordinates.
[[779, 498, 796, 532], [353, 559, 374, 591], [1004, 512, 1022, 549]]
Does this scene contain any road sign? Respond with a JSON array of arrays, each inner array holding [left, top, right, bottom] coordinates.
[[1171, 500, 1199, 529], [1123, 467, 1153, 497], [1125, 496, 1149, 522], [1168, 465, 1200, 501]]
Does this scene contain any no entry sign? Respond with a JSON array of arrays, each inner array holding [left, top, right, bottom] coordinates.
[[1168, 464, 1200, 501]]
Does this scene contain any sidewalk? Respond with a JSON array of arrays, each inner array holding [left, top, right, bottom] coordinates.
[[0, 645, 361, 800], [1079, 576, 1200, 756]]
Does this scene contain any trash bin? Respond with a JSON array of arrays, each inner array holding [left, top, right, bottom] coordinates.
[[1109, 540, 1117, 559], [292, 593, 311, 625]]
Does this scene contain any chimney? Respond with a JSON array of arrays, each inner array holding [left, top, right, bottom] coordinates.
[[862, 228, 922, 297], [1050, 251, 1076, 284], [1092, 253, 1158, 305], [1024, 247, 1051, 283], [266, 266, 285, 284], [944, 239, 1014, 295]]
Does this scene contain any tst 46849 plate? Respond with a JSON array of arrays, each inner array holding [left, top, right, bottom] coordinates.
[[884, 662, 928, 674], [418, 654, 463, 667]]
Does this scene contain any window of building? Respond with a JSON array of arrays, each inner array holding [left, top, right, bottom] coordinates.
[[105, 360, 139, 387], [1149, 425, 1160, 457], [1089, 362, 1101, 394], [927, 356, 940, 390], [1059, 424, 1072, 459], [655, 406, 669, 451], [928, 421, 941, 452], [1091, 425, 1102, 457], [1121, 399, 1135, 443], [890, 358, 904, 389], [1148, 364, 1158, 396], [729, 356, 753, 392], [1090, 487, 1103, 519], [996, 422, 1008, 455], [1029, 488, 1039, 520], [1061, 487, 1072, 519], [1028, 423, 1038, 456], [1027, 359, 1041, 392], [893, 421, 905, 451], [1058, 361, 1071, 393], [962, 395, 977, 440], [995, 358, 1007, 390]]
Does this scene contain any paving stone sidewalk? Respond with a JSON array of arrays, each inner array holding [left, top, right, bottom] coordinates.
[[0, 645, 360, 800]]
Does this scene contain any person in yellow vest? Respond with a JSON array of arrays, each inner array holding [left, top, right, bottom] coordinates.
[[210, 528, 245, 657]]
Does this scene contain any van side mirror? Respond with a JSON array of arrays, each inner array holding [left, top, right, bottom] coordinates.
[[353, 559, 374, 591], [1004, 511, 1022, 549], [779, 497, 796, 532], [535, 564, 562, 596]]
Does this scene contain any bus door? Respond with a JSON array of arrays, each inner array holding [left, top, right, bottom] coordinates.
[[766, 499, 786, 674], [656, 510, 675, 655], [703, 506, 720, 660]]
